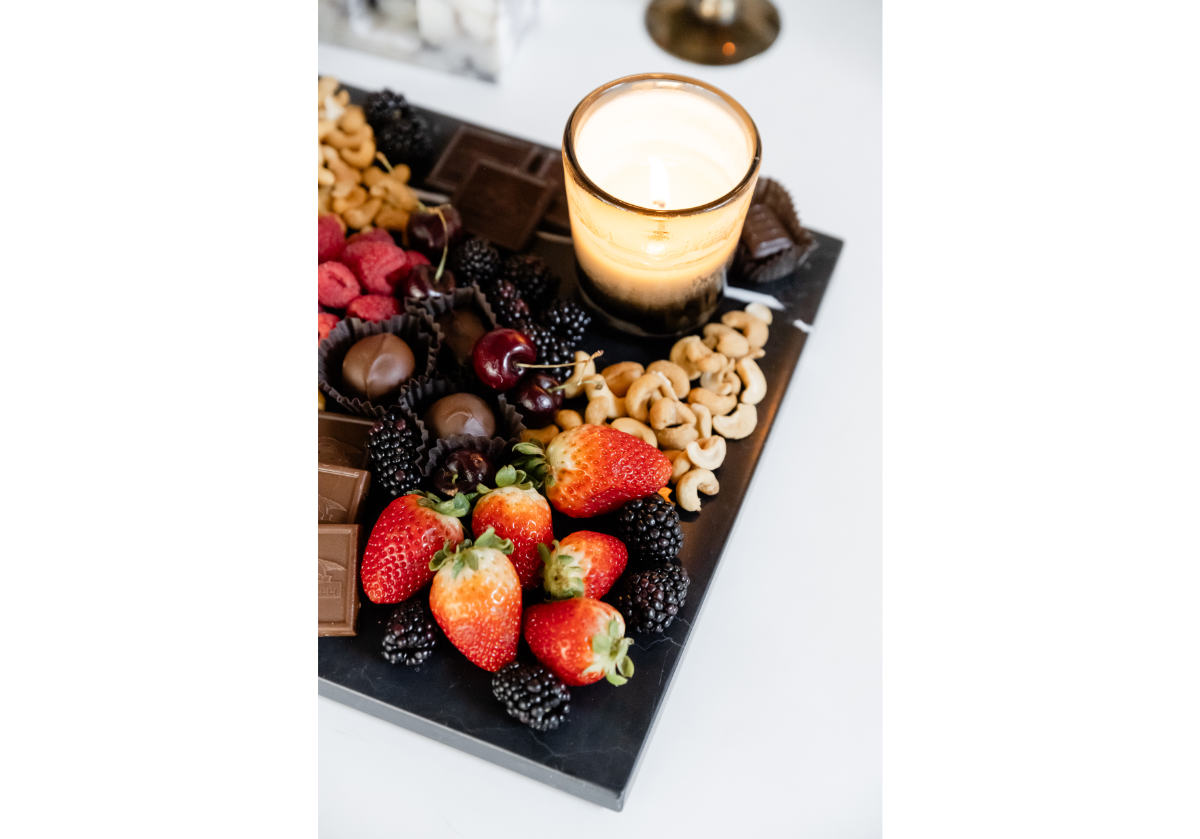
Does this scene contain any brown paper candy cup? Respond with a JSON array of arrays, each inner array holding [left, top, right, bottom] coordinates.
[[400, 375, 525, 447], [735, 177, 819, 285], [318, 313, 440, 419], [420, 434, 511, 496], [404, 286, 499, 382]]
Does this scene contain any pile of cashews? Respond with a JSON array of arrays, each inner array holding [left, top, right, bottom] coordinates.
[[318, 77, 419, 232], [519, 302, 774, 513]]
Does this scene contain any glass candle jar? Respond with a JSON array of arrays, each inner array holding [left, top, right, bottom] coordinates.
[[562, 73, 761, 336]]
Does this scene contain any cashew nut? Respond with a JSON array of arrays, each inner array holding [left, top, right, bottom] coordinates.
[[342, 196, 382, 230], [339, 137, 378, 169], [745, 302, 774, 325], [649, 398, 696, 431], [560, 351, 597, 399], [669, 336, 704, 379], [374, 204, 411, 230], [322, 145, 359, 185], [736, 357, 767, 405], [625, 372, 671, 422], [520, 425, 560, 446], [611, 417, 657, 448], [677, 468, 719, 512], [338, 105, 367, 133], [712, 403, 757, 440], [688, 387, 737, 417], [721, 310, 769, 349], [656, 424, 699, 450], [699, 365, 741, 398], [331, 185, 368, 215], [703, 323, 751, 359], [555, 409, 583, 430], [665, 449, 692, 482], [584, 379, 621, 425], [601, 361, 644, 397], [690, 402, 713, 438], [686, 336, 726, 373], [686, 436, 727, 470], [646, 360, 690, 399]]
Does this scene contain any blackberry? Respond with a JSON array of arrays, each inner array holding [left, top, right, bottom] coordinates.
[[491, 661, 571, 732], [450, 237, 501, 287], [381, 600, 438, 666], [501, 254, 559, 312], [363, 89, 434, 168], [615, 563, 691, 635], [523, 323, 573, 379], [366, 410, 424, 498], [615, 494, 684, 565], [540, 299, 591, 347], [485, 279, 530, 327]]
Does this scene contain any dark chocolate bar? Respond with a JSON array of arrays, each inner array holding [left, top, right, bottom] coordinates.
[[534, 151, 571, 233], [319, 523, 360, 637], [318, 412, 375, 469], [318, 463, 370, 524], [740, 203, 794, 260], [426, 125, 541, 194], [453, 159, 554, 252]]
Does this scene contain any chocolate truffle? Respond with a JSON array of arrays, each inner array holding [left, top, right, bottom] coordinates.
[[437, 309, 488, 364], [341, 333, 416, 401], [425, 393, 496, 439]]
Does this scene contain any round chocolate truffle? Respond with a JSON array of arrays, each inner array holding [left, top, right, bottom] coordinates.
[[425, 393, 496, 439], [437, 309, 488, 365], [341, 333, 416, 401]]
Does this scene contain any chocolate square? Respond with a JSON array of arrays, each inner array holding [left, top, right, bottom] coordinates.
[[426, 125, 541, 194], [534, 151, 571, 233], [453, 159, 554, 252], [318, 463, 370, 524], [318, 412, 375, 469], [319, 523, 359, 636]]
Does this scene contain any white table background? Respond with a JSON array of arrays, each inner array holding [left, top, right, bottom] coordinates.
[[319, 1, 880, 834]]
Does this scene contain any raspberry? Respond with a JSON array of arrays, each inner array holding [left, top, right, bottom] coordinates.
[[346, 228, 395, 247], [318, 262, 360, 309], [318, 312, 340, 345], [345, 294, 400, 322], [318, 214, 345, 263], [340, 241, 409, 295]]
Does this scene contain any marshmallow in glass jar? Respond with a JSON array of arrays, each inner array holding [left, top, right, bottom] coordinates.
[[562, 74, 761, 336]]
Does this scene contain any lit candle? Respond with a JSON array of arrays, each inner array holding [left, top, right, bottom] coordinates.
[[563, 74, 761, 336]]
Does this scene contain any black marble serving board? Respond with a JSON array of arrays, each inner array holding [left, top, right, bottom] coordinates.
[[318, 90, 844, 811]]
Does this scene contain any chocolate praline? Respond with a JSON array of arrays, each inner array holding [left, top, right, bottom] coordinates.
[[425, 393, 496, 439], [341, 333, 416, 401], [437, 309, 488, 365]]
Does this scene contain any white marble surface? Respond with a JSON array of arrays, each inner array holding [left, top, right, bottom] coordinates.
[[319, 0, 880, 834]]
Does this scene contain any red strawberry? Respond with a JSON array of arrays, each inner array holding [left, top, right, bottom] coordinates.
[[472, 465, 553, 588], [361, 493, 469, 604], [429, 528, 521, 671], [514, 424, 672, 517], [523, 598, 634, 687], [541, 531, 628, 600]]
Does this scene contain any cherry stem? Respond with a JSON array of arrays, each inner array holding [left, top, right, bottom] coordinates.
[[434, 208, 449, 281], [375, 152, 394, 173], [516, 350, 604, 371]]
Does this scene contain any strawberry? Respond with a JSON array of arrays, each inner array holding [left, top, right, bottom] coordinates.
[[471, 465, 553, 588], [541, 531, 628, 600], [514, 424, 672, 518], [523, 598, 635, 687], [361, 492, 469, 604], [428, 528, 521, 671]]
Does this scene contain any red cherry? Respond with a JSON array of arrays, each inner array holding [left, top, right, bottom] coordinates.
[[406, 205, 463, 256], [510, 372, 563, 426], [398, 264, 456, 299], [472, 328, 536, 391]]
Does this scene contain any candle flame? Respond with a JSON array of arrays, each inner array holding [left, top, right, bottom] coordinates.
[[648, 157, 669, 210]]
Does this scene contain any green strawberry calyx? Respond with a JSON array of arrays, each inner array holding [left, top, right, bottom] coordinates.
[[582, 616, 635, 687], [418, 491, 471, 519], [512, 442, 554, 489], [429, 526, 514, 578], [474, 464, 535, 496], [541, 542, 586, 600]]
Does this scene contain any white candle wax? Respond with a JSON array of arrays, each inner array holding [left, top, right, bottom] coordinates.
[[564, 76, 760, 335]]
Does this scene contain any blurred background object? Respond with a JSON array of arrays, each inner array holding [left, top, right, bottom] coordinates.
[[645, 0, 780, 65], [319, 0, 540, 82]]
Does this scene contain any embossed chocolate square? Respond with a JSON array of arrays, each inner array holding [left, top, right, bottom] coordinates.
[[319, 523, 360, 637], [318, 412, 375, 469], [426, 124, 541, 194], [453, 159, 554, 252], [318, 463, 370, 524]]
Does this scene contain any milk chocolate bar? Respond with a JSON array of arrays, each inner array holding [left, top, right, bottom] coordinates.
[[426, 125, 541, 194], [318, 463, 370, 524], [319, 523, 359, 636], [318, 412, 375, 469], [453, 159, 554, 251]]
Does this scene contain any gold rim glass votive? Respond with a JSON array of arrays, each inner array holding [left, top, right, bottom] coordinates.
[[563, 73, 762, 336]]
